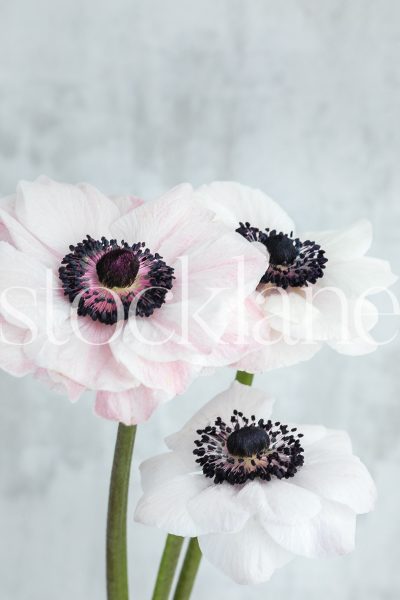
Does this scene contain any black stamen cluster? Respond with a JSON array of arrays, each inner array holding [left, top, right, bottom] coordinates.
[[59, 235, 174, 324], [194, 411, 305, 485], [236, 222, 328, 289]]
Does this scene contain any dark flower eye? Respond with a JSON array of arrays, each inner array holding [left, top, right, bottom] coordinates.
[[59, 236, 174, 324], [194, 410, 304, 485], [236, 222, 327, 289]]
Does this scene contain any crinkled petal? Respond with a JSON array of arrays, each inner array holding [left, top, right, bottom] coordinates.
[[323, 257, 397, 298], [15, 179, 120, 255], [187, 484, 250, 534], [140, 452, 192, 494], [111, 333, 202, 395], [134, 473, 210, 536], [199, 517, 293, 584], [111, 184, 214, 258], [304, 220, 373, 262], [262, 498, 356, 558], [0, 208, 57, 267], [294, 456, 376, 514], [238, 479, 321, 526], [95, 387, 168, 425], [194, 181, 295, 234]]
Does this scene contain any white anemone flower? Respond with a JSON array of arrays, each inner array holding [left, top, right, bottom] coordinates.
[[194, 182, 397, 372], [135, 382, 376, 585]]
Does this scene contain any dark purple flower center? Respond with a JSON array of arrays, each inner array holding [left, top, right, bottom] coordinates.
[[59, 236, 174, 325], [96, 248, 140, 289]]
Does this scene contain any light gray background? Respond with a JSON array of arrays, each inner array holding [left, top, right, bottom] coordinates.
[[0, 1, 399, 599]]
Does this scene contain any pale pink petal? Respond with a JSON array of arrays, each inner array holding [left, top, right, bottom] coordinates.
[[25, 319, 137, 393], [0, 318, 34, 376], [15, 179, 120, 255], [95, 387, 168, 425], [0, 208, 57, 267], [36, 369, 86, 402], [111, 184, 214, 256], [111, 333, 202, 395]]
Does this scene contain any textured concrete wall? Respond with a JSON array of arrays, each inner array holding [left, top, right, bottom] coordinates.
[[0, 2, 399, 599]]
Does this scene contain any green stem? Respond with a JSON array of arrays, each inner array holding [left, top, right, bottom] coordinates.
[[235, 370, 254, 386], [173, 538, 202, 600], [107, 423, 137, 600], [151, 534, 184, 600]]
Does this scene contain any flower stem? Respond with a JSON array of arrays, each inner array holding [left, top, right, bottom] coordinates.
[[151, 534, 184, 600], [235, 370, 254, 386], [173, 538, 202, 600], [107, 423, 137, 600]]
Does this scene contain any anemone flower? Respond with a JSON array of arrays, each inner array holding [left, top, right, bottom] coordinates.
[[0, 177, 266, 425], [194, 182, 397, 372], [135, 382, 376, 585]]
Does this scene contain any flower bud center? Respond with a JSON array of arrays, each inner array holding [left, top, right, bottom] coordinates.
[[227, 426, 269, 457], [96, 248, 140, 288]]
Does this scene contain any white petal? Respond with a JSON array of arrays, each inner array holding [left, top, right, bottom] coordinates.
[[294, 456, 376, 514], [187, 484, 250, 533], [293, 424, 328, 448], [238, 479, 321, 526], [166, 382, 274, 462], [199, 518, 293, 584], [134, 473, 210, 537], [194, 181, 295, 234], [140, 452, 192, 493], [237, 334, 322, 373], [305, 429, 353, 461], [328, 334, 378, 355], [304, 220, 373, 262], [323, 257, 397, 298], [263, 499, 356, 558]]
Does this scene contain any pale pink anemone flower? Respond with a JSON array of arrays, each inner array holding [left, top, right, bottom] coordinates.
[[0, 177, 266, 424], [194, 182, 397, 372], [135, 382, 376, 584]]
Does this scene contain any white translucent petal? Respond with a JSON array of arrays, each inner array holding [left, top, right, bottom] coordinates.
[[238, 480, 321, 525], [187, 483, 250, 533], [194, 181, 295, 234], [199, 517, 293, 584], [134, 473, 210, 537], [263, 498, 356, 558], [294, 456, 376, 514]]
